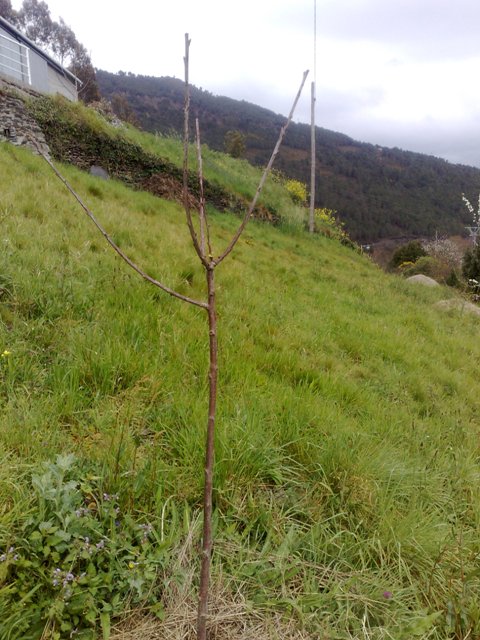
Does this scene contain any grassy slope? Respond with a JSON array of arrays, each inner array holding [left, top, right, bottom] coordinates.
[[1, 141, 480, 639]]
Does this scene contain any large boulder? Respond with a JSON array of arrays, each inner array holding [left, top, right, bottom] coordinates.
[[406, 274, 439, 287], [435, 299, 480, 317]]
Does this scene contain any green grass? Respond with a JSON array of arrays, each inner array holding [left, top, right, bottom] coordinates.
[[1, 141, 480, 639], [29, 94, 307, 228], [123, 124, 306, 225]]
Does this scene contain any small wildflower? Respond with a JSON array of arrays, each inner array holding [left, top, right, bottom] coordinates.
[[62, 572, 75, 588], [139, 523, 153, 543], [128, 561, 138, 569], [383, 590, 393, 600], [52, 568, 62, 587], [0, 547, 18, 563], [96, 539, 105, 550], [103, 492, 119, 502], [1, 350, 11, 358]]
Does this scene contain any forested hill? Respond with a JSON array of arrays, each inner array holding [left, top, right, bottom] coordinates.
[[96, 69, 480, 242]]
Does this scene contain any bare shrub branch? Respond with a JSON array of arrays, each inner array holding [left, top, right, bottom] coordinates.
[[214, 69, 309, 266], [183, 34, 208, 266], [195, 117, 212, 258]]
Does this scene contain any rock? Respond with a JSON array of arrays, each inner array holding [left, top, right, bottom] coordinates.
[[406, 274, 439, 287], [435, 299, 480, 317], [0, 89, 51, 158], [90, 165, 109, 180]]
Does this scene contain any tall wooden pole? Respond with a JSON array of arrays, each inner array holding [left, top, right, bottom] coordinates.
[[309, 81, 316, 233]]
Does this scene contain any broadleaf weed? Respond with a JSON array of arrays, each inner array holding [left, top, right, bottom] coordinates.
[[0, 455, 166, 639]]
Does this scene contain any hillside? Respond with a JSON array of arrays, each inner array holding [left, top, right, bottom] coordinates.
[[96, 69, 480, 242], [1, 108, 480, 639]]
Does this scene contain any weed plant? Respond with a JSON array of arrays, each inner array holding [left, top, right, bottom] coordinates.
[[1, 142, 480, 638]]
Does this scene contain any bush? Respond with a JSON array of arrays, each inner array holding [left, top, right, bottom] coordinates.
[[390, 241, 426, 269], [401, 256, 440, 278], [285, 179, 307, 204], [314, 207, 356, 249], [224, 130, 246, 158], [462, 244, 480, 282]]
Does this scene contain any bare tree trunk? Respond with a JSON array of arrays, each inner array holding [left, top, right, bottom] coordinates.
[[309, 81, 316, 233], [197, 266, 218, 640], [42, 35, 307, 640]]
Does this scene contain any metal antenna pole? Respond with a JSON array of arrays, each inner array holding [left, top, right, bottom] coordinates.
[[308, 0, 317, 233]]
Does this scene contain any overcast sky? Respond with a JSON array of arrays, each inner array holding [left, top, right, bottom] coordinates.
[[12, 0, 480, 168]]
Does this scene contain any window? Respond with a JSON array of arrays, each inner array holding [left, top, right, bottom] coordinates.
[[0, 32, 30, 85]]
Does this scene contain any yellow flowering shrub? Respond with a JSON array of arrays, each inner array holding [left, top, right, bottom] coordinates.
[[285, 179, 307, 204]]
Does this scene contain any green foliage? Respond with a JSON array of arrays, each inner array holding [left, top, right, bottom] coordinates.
[[224, 130, 246, 158], [0, 454, 165, 639], [401, 255, 439, 278], [390, 240, 427, 269], [27, 94, 305, 228], [462, 244, 480, 282]]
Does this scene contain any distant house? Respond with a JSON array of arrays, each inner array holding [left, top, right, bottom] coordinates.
[[0, 16, 79, 101]]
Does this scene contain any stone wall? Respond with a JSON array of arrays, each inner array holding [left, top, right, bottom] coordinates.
[[0, 81, 50, 157]]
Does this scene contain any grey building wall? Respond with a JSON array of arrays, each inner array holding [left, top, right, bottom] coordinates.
[[47, 64, 77, 101], [0, 24, 77, 100]]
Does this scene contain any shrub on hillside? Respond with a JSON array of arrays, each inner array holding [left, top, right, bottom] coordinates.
[[401, 256, 440, 278], [462, 244, 480, 282], [224, 130, 246, 158], [390, 241, 426, 269], [315, 207, 356, 249], [423, 237, 462, 270], [285, 179, 307, 204]]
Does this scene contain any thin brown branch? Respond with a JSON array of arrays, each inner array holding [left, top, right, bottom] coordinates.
[[183, 33, 208, 265], [214, 69, 309, 266], [196, 265, 218, 640], [195, 118, 213, 259], [41, 153, 208, 310]]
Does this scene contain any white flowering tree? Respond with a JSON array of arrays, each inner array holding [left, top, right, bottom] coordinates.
[[462, 192, 480, 246]]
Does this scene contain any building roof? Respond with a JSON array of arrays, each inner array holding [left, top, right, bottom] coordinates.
[[0, 15, 80, 85]]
